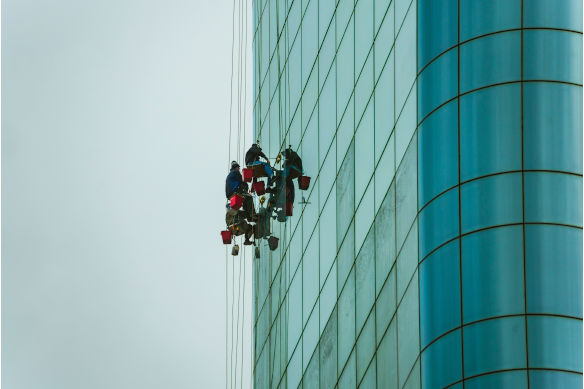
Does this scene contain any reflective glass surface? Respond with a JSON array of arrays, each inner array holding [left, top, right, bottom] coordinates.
[[397, 219, 418, 301], [394, 6, 417, 112], [527, 316, 583, 372], [377, 319, 398, 389], [396, 134, 418, 251], [421, 330, 462, 389], [529, 370, 583, 389], [462, 226, 525, 323], [376, 266, 397, 345], [460, 0, 520, 41], [418, 0, 458, 69], [356, 228, 375, 333], [375, 6, 395, 82], [397, 276, 419, 388], [375, 182, 396, 294], [355, 0, 373, 75], [419, 188, 459, 259], [526, 225, 583, 318], [463, 317, 527, 377], [523, 82, 583, 174], [356, 311, 375, 383], [338, 267, 355, 370], [420, 240, 461, 347], [524, 30, 583, 84], [524, 0, 583, 31], [524, 172, 583, 227], [320, 307, 338, 388], [418, 48, 458, 122], [465, 371, 528, 389], [460, 84, 522, 181], [375, 57, 395, 163], [460, 32, 521, 93], [418, 100, 458, 207], [461, 173, 523, 234], [337, 141, 355, 244]]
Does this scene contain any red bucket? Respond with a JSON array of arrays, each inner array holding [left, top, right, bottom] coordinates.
[[221, 230, 232, 244], [230, 194, 244, 210], [253, 181, 266, 196], [286, 202, 293, 216], [298, 176, 311, 190], [268, 236, 279, 251], [242, 168, 253, 182]]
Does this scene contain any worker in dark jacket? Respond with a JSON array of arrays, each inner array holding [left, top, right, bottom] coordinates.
[[245, 142, 275, 187], [225, 161, 256, 221]]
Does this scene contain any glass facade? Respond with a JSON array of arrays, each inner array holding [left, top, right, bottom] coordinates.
[[251, 0, 583, 387]]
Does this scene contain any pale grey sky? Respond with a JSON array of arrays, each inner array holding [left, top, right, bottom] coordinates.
[[2, 1, 254, 387]]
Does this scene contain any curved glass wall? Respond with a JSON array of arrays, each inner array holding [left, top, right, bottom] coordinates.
[[251, 0, 582, 387]]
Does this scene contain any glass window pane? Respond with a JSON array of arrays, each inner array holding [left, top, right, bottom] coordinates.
[[356, 228, 375, 333], [302, 0, 318, 88], [524, 0, 583, 32], [419, 187, 459, 260], [337, 95, 355, 165], [356, 310, 375, 383], [421, 330, 462, 389], [396, 133, 418, 251], [320, 307, 338, 388], [339, 350, 356, 389], [460, 0, 520, 42], [395, 0, 413, 34], [529, 370, 583, 389], [338, 222, 355, 293], [320, 196, 337, 287], [528, 316, 583, 372], [377, 318, 398, 389], [356, 183, 374, 251], [376, 266, 397, 345], [465, 371, 528, 389], [461, 173, 523, 234], [523, 82, 583, 174], [460, 84, 522, 181], [397, 218, 418, 301], [418, 100, 458, 208], [319, 65, 337, 160], [288, 343, 303, 389], [319, 0, 336, 44], [303, 71, 319, 131], [338, 267, 356, 370], [375, 4, 395, 82], [462, 226, 525, 323], [394, 6, 417, 112], [397, 274, 419, 388], [395, 85, 417, 165], [460, 32, 521, 93], [337, 17, 355, 120], [303, 233, 320, 324], [523, 30, 583, 84], [418, 48, 458, 122], [418, 0, 458, 69], [526, 225, 583, 318], [403, 351, 421, 389], [320, 263, 337, 333], [375, 181, 396, 294], [524, 172, 583, 227], [304, 343, 320, 389], [375, 55, 395, 164], [336, 0, 355, 49], [356, 55, 374, 122], [360, 356, 376, 388], [355, 0, 373, 74], [337, 141, 355, 244], [420, 240, 461, 348], [463, 316, 527, 377], [320, 18, 336, 90], [355, 103, 374, 202], [375, 133, 395, 213], [375, 0, 392, 33]]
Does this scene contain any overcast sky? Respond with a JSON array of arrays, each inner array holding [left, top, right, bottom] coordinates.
[[2, 1, 254, 387]]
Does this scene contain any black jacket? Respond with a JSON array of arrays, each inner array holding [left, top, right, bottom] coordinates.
[[245, 144, 268, 166], [283, 148, 303, 171]]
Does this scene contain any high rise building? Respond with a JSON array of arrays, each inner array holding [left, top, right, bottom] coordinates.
[[251, 0, 583, 387]]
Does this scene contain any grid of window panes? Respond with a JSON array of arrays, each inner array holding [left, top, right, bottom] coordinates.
[[251, 0, 583, 387]]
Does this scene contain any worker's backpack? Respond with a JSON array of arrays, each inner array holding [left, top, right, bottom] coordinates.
[[283, 148, 302, 171]]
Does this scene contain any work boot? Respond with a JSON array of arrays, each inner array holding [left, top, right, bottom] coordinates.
[[244, 239, 253, 246]]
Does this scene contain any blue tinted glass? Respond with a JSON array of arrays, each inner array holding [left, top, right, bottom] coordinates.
[[524, 172, 583, 227], [320, 19, 336, 89], [421, 330, 462, 389], [418, 48, 458, 122], [460, 0, 521, 41], [419, 187, 459, 259], [394, 7, 417, 112], [395, 86, 417, 165], [524, 0, 583, 32], [418, 100, 458, 207], [396, 135, 418, 251], [339, 350, 356, 389], [320, 308, 338, 388], [376, 267, 396, 344], [375, 0, 391, 33], [355, 103, 374, 202], [460, 32, 521, 93], [463, 317, 527, 377], [355, 0, 373, 74], [529, 370, 583, 389], [302, 0, 318, 87], [375, 57, 395, 163], [356, 311, 375, 383], [337, 95, 355, 163], [356, 228, 375, 333], [461, 173, 523, 234], [320, 66, 337, 159], [418, 0, 458, 69], [337, 17, 355, 119], [338, 268, 356, 369], [524, 82, 583, 174], [528, 316, 583, 372], [377, 319, 398, 389], [375, 4, 394, 81], [337, 141, 355, 244], [356, 54, 374, 122], [375, 183, 396, 295], [465, 371, 528, 389], [337, 222, 355, 292], [420, 240, 461, 347], [397, 277, 420, 388], [526, 225, 583, 318], [524, 30, 583, 84], [397, 219, 418, 301], [303, 236, 319, 323], [460, 84, 522, 181], [462, 226, 525, 323]]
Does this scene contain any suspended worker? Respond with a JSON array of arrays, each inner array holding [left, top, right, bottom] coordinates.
[[245, 142, 275, 187], [225, 161, 256, 221], [282, 146, 303, 180], [225, 206, 254, 245]]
